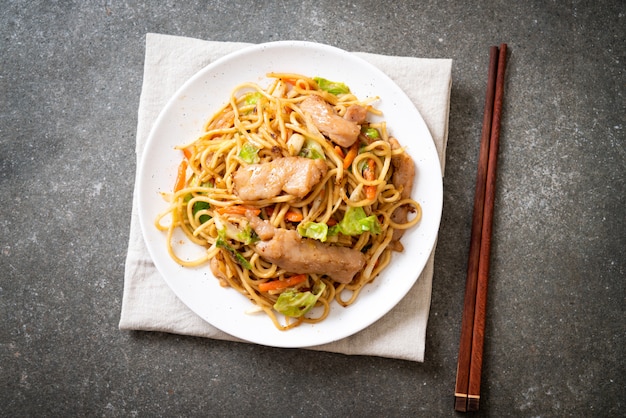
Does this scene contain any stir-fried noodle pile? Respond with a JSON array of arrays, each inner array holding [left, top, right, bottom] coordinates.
[[156, 73, 421, 330]]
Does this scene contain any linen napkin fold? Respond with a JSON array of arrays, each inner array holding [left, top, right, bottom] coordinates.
[[119, 33, 452, 362]]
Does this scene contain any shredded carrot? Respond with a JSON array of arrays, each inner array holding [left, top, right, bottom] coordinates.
[[282, 77, 298, 85], [343, 142, 359, 169], [216, 205, 261, 216], [365, 186, 377, 201], [258, 274, 307, 292], [334, 145, 345, 159], [173, 159, 188, 192], [182, 146, 193, 160], [364, 158, 377, 200], [284, 211, 303, 223], [265, 206, 303, 223]]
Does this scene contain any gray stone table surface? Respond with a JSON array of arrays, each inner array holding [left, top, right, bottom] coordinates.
[[1, 1, 624, 416]]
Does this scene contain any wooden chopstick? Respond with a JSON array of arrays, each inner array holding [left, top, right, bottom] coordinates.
[[454, 43, 507, 412], [467, 43, 507, 412], [453, 45, 499, 413]]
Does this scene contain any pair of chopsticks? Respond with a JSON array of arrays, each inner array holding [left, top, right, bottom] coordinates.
[[454, 44, 508, 412]]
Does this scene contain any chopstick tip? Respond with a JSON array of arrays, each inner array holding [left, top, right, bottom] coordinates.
[[468, 396, 480, 412], [454, 395, 468, 412]]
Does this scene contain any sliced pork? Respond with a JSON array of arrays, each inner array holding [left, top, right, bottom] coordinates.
[[246, 213, 275, 240], [389, 137, 415, 200], [247, 215, 366, 284], [233, 156, 327, 201], [389, 137, 416, 244], [343, 104, 368, 124], [209, 254, 229, 287], [299, 95, 361, 147]]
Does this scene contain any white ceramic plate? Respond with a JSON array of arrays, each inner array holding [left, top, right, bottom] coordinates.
[[138, 41, 443, 348]]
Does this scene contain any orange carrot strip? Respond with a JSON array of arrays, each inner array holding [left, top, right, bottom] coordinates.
[[216, 205, 261, 216], [282, 77, 298, 85], [343, 142, 359, 169], [173, 159, 188, 192], [364, 158, 377, 200], [258, 274, 307, 292], [182, 146, 193, 160], [334, 145, 345, 159], [284, 211, 303, 223], [265, 206, 303, 223]]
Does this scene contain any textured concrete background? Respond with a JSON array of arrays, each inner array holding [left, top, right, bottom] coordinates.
[[1, 1, 624, 416]]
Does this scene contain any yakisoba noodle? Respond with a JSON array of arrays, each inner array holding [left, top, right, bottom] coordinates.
[[155, 73, 422, 330]]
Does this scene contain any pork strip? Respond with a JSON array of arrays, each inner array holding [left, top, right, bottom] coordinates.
[[233, 156, 327, 201], [299, 95, 361, 147], [389, 137, 416, 243], [209, 254, 230, 287], [389, 137, 415, 200], [247, 215, 366, 284], [343, 104, 368, 124]]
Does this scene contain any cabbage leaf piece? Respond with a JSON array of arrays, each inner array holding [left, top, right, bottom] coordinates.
[[329, 206, 382, 236], [239, 142, 260, 164], [313, 77, 351, 95], [297, 221, 329, 242], [273, 281, 326, 318], [216, 228, 252, 270], [298, 138, 325, 160]]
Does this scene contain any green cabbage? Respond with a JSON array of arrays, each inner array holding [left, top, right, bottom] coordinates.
[[297, 221, 329, 242], [236, 224, 259, 245], [363, 127, 380, 139], [216, 229, 252, 270], [313, 77, 351, 95], [329, 206, 382, 236], [273, 281, 326, 317], [239, 142, 260, 164], [192, 201, 211, 224], [298, 138, 325, 160], [245, 92, 262, 106]]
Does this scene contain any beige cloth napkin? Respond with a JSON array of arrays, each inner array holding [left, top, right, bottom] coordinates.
[[119, 33, 452, 362]]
